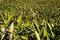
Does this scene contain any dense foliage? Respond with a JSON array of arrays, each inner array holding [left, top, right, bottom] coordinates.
[[0, 0, 60, 40]]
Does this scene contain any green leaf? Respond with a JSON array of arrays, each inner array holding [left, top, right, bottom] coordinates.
[[44, 27, 48, 37], [40, 27, 44, 36], [4, 14, 14, 27], [35, 31, 41, 40], [33, 20, 40, 28], [47, 36, 50, 40], [47, 22, 55, 38], [33, 20, 40, 35]]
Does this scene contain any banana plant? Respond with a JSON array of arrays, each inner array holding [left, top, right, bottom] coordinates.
[[46, 22, 55, 38], [33, 19, 41, 40], [1, 13, 14, 40], [32, 19, 55, 40], [1, 20, 14, 40]]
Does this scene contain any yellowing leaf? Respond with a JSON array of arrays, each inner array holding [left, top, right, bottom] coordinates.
[[21, 21, 30, 28], [17, 15, 22, 23], [21, 35, 28, 40], [44, 27, 48, 37]]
